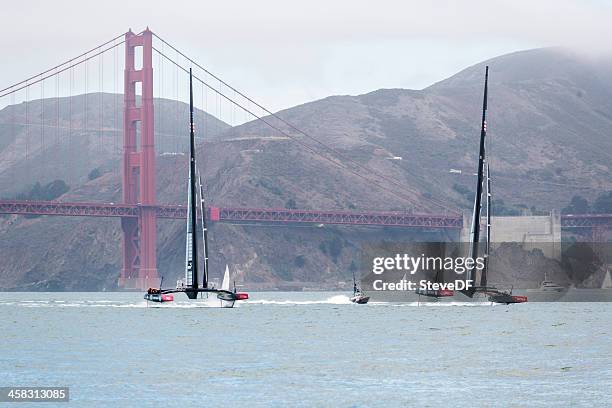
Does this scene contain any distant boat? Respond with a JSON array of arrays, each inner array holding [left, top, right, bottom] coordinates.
[[350, 290, 369, 304], [522, 271, 567, 302], [144, 69, 248, 307], [527, 271, 566, 293], [349, 267, 369, 304]]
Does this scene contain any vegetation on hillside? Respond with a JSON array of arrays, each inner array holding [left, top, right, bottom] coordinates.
[[562, 192, 612, 214], [88, 168, 102, 181]]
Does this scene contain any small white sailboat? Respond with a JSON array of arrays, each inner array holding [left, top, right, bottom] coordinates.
[[221, 265, 231, 291], [602, 268, 612, 289]]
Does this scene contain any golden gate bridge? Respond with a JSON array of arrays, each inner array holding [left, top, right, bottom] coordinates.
[[0, 28, 610, 289]]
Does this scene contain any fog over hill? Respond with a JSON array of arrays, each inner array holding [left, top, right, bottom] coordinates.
[[1, 48, 611, 290]]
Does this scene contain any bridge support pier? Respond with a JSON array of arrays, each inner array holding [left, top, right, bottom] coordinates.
[[119, 218, 140, 288], [118, 28, 158, 290], [592, 225, 608, 243]]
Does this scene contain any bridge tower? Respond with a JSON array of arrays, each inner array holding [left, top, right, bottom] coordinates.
[[118, 28, 158, 289]]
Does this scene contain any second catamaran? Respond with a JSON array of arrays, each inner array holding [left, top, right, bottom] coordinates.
[[144, 69, 248, 307], [454, 66, 527, 304]]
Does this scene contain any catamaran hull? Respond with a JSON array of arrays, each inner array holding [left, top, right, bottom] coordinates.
[[219, 299, 236, 308], [438, 290, 528, 304], [143, 293, 174, 303], [145, 296, 237, 308], [216, 292, 237, 308]]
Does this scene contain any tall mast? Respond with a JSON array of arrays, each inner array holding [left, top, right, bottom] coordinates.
[[468, 66, 489, 292], [187, 68, 199, 296]]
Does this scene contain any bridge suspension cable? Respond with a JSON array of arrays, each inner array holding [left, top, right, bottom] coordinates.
[[0, 32, 126, 96], [0, 39, 126, 100], [151, 33, 458, 214]]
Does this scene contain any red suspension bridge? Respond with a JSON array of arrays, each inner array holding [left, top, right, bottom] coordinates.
[[0, 28, 610, 289], [1, 199, 609, 229]]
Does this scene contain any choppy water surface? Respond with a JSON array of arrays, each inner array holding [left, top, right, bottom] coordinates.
[[1, 292, 611, 407]]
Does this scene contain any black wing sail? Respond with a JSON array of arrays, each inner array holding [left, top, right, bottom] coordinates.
[[465, 66, 489, 297], [185, 68, 200, 299]]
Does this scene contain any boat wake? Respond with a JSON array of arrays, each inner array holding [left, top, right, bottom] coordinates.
[[416, 301, 498, 307], [2, 297, 502, 309], [2, 299, 237, 309], [367, 301, 501, 307], [3, 300, 149, 308], [246, 295, 352, 305]]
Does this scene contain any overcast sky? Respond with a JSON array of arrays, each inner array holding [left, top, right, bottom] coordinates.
[[3, 0, 612, 113]]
